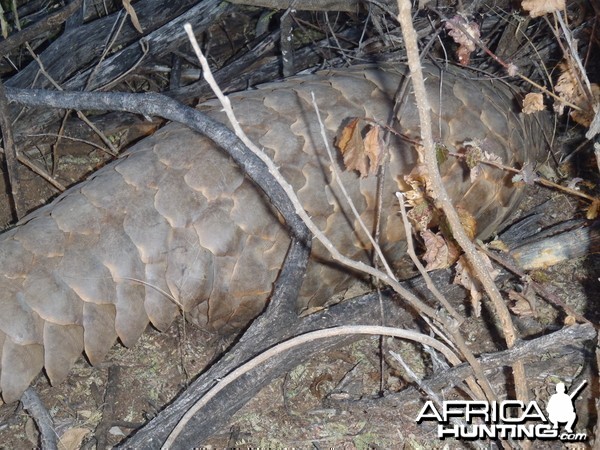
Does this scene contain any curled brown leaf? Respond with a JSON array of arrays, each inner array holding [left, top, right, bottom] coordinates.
[[337, 118, 385, 177], [421, 229, 460, 270]]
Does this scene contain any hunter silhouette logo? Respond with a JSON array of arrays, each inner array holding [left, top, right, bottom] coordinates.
[[546, 381, 586, 434], [415, 380, 588, 442]]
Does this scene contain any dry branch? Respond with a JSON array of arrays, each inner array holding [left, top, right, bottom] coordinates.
[[396, 0, 507, 405], [226, 0, 360, 12]]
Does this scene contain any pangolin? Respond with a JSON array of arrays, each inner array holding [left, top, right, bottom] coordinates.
[[0, 63, 546, 402]]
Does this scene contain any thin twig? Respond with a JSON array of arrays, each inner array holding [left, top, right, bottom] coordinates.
[[310, 92, 397, 283], [4, 150, 66, 192], [449, 151, 600, 204], [85, 10, 128, 91], [99, 39, 150, 91], [5, 90, 310, 242], [163, 324, 461, 447], [396, 0, 525, 409], [27, 133, 114, 154], [554, 12, 594, 103], [431, 7, 582, 112], [24, 42, 118, 155]]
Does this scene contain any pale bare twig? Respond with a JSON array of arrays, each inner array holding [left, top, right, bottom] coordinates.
[[27, 133, 114, 155], [449, 151, 600, 204], [310, 92, 397, 283], [396, 0, 527, 416], [164, 325, 461, 447], [85, 10, 128, 91], [395, 189, 487, 402], [0, 146, 66, 191]]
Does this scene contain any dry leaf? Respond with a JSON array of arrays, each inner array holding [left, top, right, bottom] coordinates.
[[123, 0, 143, 33], [421, 229, 460, 270], [554, 59, 600, 126], [521, 0, 565, 18], [522, 93, 545, 114], [59, 428, 91, 450], [571, 84, 600, 127], [508, 296, 534, 316], [337, 118, 360, 150], [402, 163, 431, 210], [564, 315, 576, 326], [512, 161, 536, 185], [445, 15, 480, 65], [554, 61, 578, 116], [587, 199, 599, 220], [508, 289, 536, 317], [566, 177, 584, 190], [338, 118, 367, 175], [507, 63, 519, 77], [482, 151, 503, 165], [337, 119, 384, 177], [407, 200, 435, 231], [463, 141, 503, 183], [309, 373, 333, 399], [453, 253, 499, 317], [363, 125, 385, 175]]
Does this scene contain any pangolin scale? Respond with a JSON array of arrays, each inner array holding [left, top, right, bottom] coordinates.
[[0, 64, 545, 402]]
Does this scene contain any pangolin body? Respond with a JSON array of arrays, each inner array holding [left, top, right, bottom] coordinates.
[[0, 64, 545, 402]]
